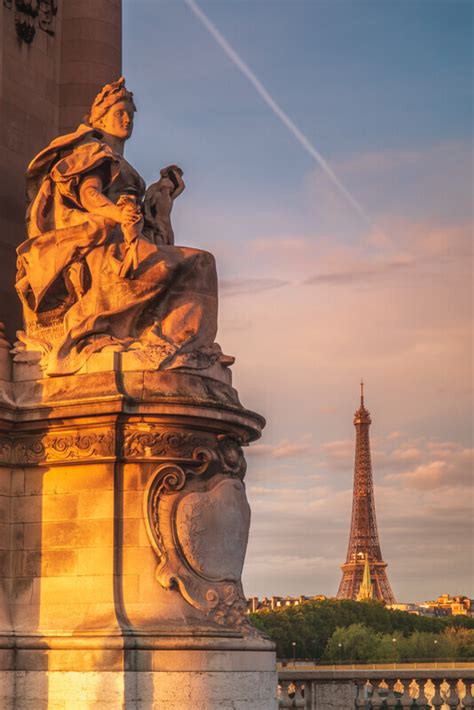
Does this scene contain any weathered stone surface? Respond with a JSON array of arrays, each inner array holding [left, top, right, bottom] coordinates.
[[314, 680, 357, 709], [176, 478, 250, 580], [0, 666, 277, 709]]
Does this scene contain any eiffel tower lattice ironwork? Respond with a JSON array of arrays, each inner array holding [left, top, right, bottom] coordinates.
[[337, 382, 395, 604]]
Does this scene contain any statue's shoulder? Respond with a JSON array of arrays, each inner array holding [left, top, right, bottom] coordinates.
[[27, 125, 113, 179], [52, 136, 115, 180]]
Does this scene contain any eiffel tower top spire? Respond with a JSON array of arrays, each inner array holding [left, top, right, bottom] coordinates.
[[336, 383, 396, 604], [355, 378, 371, 425]]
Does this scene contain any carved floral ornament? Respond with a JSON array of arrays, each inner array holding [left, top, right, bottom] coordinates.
[[4, 0, 57, 44], [0, 429, 115, 466], [143, 436, 257, 636]]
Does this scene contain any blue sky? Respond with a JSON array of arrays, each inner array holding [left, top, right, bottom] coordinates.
[[123, 0, 472, 602]]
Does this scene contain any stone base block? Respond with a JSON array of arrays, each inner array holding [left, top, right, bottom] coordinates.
[[0, 665, 277, 709]]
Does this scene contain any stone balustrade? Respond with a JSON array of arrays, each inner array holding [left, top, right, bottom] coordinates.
[[278, 668, 474, 709]]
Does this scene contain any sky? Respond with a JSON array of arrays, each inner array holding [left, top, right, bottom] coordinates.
[[123, 0, 473, 603]]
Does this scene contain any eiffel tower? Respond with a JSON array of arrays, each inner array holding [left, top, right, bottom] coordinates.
[[337, 382, 395, 603]]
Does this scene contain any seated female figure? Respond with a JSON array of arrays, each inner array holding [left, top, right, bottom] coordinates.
[[15, 78, 227, 377]]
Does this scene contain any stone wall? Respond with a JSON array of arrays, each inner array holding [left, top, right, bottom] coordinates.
[[0, 669, 277, 709]]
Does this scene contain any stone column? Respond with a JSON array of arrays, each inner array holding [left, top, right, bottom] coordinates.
[[58, 0, 122, 134], [2, 360, 277, 709]]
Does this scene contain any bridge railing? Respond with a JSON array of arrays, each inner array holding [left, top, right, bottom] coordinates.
[[278, 668, 474, 709]]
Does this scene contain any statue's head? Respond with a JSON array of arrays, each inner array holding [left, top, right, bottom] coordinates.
[[87, 77, 136, 140]]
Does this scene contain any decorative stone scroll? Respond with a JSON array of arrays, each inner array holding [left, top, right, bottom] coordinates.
[[122, 427, 210, 461], [143, 435, 256, 635], [0, 429, 115, 466]]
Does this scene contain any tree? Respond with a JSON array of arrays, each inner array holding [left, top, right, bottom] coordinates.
[[249, 599, 474, 661]]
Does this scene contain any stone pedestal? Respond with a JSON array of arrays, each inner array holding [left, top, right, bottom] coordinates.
[[0, 359, 277, 709]]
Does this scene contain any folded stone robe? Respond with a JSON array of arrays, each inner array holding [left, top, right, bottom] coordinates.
[[16, 125, 219, 375]]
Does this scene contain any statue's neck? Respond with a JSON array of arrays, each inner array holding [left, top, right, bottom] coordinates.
[[99, 131, 125, 156]]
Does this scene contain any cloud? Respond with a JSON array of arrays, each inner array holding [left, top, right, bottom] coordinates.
[[391, 447, 422, 463], [220, 277, 290, 296], [247, 434, 315, 459], [318, 440, 354, 471], [304, 140, 473, 228], [304, 258, 413, 285], [384, 447, 473, 490]]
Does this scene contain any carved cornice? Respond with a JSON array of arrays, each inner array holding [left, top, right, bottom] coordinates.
[[0, 423, 249, 469]]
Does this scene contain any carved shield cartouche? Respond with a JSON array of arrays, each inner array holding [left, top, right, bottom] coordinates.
[[143, 436, 257, 635], [176, 478, 250, 582]]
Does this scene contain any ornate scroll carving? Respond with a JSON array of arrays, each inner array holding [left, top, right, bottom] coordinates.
[[15, 430, 115, 464], [122, 427, 208, 461], [144, 437, 256, 635], [0, 429, 115, 465], [4, 0, 57, 44], [0, 424, 248, 470]]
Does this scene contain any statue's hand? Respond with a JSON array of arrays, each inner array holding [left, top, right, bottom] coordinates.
[[117, 196, 143, 236], [121, 203, 142, 225]]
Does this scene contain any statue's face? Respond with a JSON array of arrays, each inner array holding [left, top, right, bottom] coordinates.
[[97, 100, 134, 139]]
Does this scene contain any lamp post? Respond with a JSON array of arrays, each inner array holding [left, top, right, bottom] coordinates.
[[434, 639, 438, 668], [392, 638, 397, 668], [338, 642, 342, 666], [312, 639, 317, 667], [292, 641, 296, 668]]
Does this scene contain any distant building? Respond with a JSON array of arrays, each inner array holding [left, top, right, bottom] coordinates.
[[387, 595, 473, 617], [419, 594, 473, 617], [247, 595, 327, 613]]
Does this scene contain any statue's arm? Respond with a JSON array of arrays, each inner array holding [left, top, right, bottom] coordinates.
[[79, 174, 124, 224], [170, 171, 185, 200]]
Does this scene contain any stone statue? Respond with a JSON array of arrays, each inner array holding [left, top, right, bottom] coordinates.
[[143, 164, 185, 245], [14, 77, 230, 376]]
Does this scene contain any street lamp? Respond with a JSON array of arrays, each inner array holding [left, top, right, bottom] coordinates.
[[338, 642, 342, 665], [312, 639, 317, 666], [392, 638, 397, 667], [434, 639, 438, 667], [292, 641, 296, 668]]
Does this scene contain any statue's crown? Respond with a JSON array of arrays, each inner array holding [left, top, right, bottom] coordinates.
[[89, 77, 136, 123]]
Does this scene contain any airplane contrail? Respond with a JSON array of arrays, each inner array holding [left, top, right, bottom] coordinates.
[[184, 0, 373, 228]]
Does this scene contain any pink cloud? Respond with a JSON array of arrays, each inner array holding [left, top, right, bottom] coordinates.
[[246, 435, 315, 460]]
